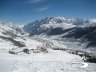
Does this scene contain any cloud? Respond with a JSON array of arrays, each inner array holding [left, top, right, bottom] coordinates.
[[36, 7, 49, 12], [30, 0, 45, 3]]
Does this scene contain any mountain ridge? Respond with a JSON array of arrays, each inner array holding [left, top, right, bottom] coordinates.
[[23, 16, 96, 36]]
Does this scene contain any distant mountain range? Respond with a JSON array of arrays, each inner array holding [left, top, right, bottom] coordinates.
[[23, 17, 96, 51], [23, 16, 96, 35], [0, 16, 96, 52]]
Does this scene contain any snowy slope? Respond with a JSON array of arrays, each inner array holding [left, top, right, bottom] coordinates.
[[0, 22, 26, 50], [0, 22, 24, 37]]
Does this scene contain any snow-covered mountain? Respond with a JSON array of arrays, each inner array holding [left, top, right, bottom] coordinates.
[[0, 22, 26, 50], [0, 17, 96, 48], [1, 17, 96, 51], [23, 17, 96, 52], [23, 16, 76, 35], [0, 17, 96, 57], [23, 16, 96, 36], [0, 22, 43, 51]]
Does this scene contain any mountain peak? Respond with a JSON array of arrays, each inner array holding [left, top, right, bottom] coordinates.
[[31, 16, 66, 24]]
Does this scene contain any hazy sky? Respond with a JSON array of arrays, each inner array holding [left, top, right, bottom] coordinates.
[[0, 0, 96, 24]]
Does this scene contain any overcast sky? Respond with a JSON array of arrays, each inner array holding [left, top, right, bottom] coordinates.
[[0, 0, 96, 24]]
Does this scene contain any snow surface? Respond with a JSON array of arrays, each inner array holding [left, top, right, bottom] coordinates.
[[0, 36, 95, 72], [0, 59, 96, 72]]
